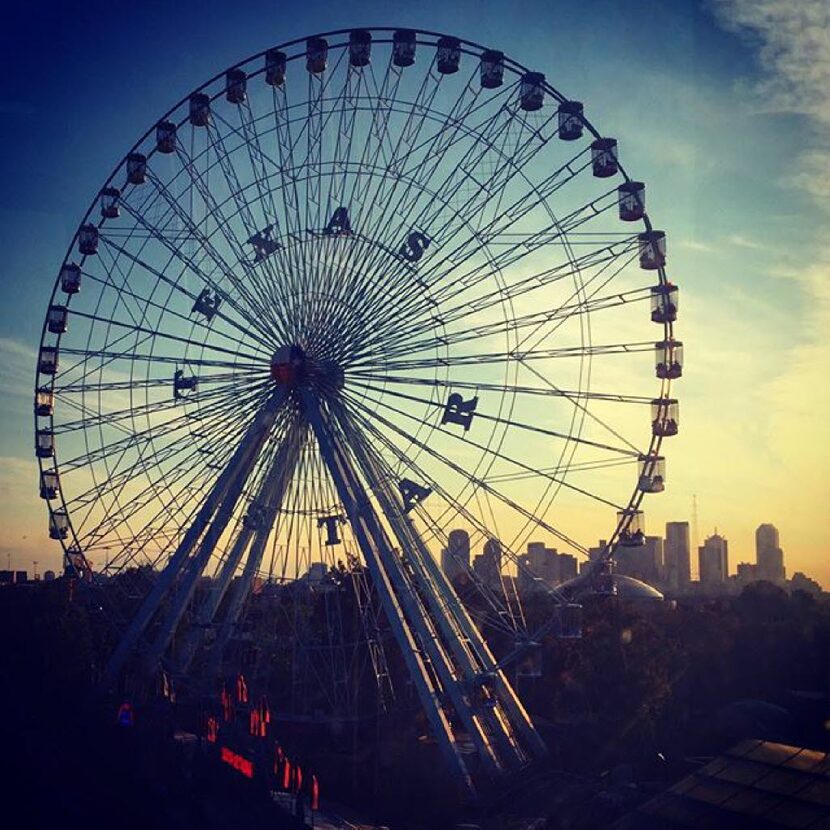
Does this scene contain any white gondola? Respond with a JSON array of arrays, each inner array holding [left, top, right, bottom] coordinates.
[[189, 93, 211, 127], [437, 36, 461, 74], [638, 454, 666, 493], [480, 50, 504, 89], [39, 346, 58, 375], [265, 49, 287, 86], [306, 37, 328, 74], [47, 305, 68, 335], [591, 138, 618, 178], [36, 429, 55, 458], [78, 224, 98, 256], [49, 510, 69, 540], [650, 283, 678, 323], [639, 230, 666, 270], [617, 509, 645, 546], [100, 187, 120, 219], [651, 398, 679, 437], [156, 120, 177, 153], [558, 100, 583, 140], [349, 29, 371, 67], [655, 339, 683, 380], [126, 153, 147, 185], [40, 470, 59, 500], [226, 68, 247, 104], [60, 263, 81, 294], [519, 72, 545, 112], [35, 387, 54, 416], [618, 181, 645, 221], [393, 29, 416, 67]]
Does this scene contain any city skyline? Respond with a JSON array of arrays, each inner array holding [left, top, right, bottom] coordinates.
[[0, 1, 828, 588]]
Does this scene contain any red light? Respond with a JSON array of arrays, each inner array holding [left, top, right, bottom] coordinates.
[[311, 774, 320, 811], [206, 715, 219, 744], [220, 746, 254, 779]]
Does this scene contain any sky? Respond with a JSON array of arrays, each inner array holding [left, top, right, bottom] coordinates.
[[0, 0, 827, 585]]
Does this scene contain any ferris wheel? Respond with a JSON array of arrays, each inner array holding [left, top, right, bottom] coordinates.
[[34, 28, 680, 793]]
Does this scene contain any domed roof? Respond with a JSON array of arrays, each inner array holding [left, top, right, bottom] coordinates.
[[612, 574, 664, 600]]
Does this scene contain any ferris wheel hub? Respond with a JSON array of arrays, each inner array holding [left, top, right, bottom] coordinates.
[[270, 345, 344, 395]]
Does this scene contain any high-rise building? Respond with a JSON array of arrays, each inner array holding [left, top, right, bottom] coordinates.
[[588, 540, 607, 562], [474, 538, 502, 586], [517, 542, 575, 592], [558, 553, 578, 583], [755, 523, 786, 583], [441, 528, 471, 581], [664, 521, 691, 591], [699, 533, 728, 587], [616, 535, 662, 585]]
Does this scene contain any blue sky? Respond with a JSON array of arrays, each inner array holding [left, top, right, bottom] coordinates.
[[1, 0, 827, 584]]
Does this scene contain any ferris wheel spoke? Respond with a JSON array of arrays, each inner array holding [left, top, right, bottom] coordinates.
[[201, 119, 300, 328], [59, 310, 265, 365], [73, 413, 253, 558], [342, 386, 633, 507], [349, 106, 571, 319], [53, 379, 265, 436], [103, 201, 276, 344], [92, 233, 275, 352], [88, 248, 271, 358], [362, 194, 625, 347], [347, 372, 653, 407], [56, 378, 268, 472], [352, 341, 655, 373], [357, 236, 638, 362], [79, 390, 280, 546], [340, 391, 589, 558]]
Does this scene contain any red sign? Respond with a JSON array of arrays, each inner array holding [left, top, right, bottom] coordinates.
[[220, 746, 254, 779]]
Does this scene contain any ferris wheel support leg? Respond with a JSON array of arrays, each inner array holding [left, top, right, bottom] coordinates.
[[141, 392, 288, 672], [171, 524, 255, 676], [334, 405, 549, 763], [203, 425, 305, 683], [101, 390, 286, 690], [302, 391, 477, 799], [336, 408, 514, 773]]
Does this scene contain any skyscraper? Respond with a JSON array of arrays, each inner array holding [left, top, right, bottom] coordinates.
[[755, 523, 786, 583], [699, 533, 728, 587], [664, 521, 691, 591], [473, 538, 502, 586], [616, 535, 662, 585], [441, 528, 471, 581]]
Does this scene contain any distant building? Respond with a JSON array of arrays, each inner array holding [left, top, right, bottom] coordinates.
[[558, 553, 578, 583], [43, 570, 56, 582], [790, 571, 822, 596], [442, 529, 470, 581], [14, 571, 28, 585], [664, 521, 691, 591], [616, 536, 662, 586], [588, 540, 607, 562], [473, 538, 502, 586], [736, 562, 759, 585], [756, 523, 786, 583], [699, 533, 728, 587], [0, 570, 13, 586], [518, 542, 578, 591]]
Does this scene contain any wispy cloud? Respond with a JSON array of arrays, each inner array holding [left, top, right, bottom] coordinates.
[[710, 0, 830, 208], [0, 337, 37, 399]]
